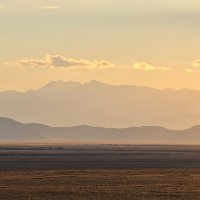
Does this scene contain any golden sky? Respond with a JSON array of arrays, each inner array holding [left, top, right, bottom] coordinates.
[[0, 0, 200, 91]]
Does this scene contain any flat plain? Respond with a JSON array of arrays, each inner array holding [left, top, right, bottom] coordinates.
[[0, 169, 200, 200], [0, 145, 199, 199], [0, 145, 200, 169]]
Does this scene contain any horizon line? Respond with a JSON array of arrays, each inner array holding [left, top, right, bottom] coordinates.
[[1, 116, 199, 132], [0, 80, 200, 93]]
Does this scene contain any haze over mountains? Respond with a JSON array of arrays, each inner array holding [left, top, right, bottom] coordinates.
[[0, 117, 200, 144], [0, 80, 200, 129]]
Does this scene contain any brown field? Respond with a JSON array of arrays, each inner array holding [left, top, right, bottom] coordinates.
[[0, 169, 200, 200]]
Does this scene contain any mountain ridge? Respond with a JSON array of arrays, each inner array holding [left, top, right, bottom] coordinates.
[[1, 80, 200, 94], [1, 81, 200, 129], [0, 117, 200, 144]]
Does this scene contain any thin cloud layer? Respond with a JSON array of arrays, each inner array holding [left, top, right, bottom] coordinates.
[[193, 60, 200, 68], [8, 56, 172, 71], [36, 6, 59, 10], [185, 59, 200, 73], [133, 62, 169, 71], [15, 55, 114, 69], [185, 68, 194, 73]]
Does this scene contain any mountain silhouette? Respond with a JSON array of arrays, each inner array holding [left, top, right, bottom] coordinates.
[[0, 117, 200, 144], [0, 81, 200, 129]]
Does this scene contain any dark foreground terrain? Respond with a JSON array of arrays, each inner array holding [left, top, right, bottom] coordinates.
[[0, 145, 200, 169], [0, 169, 200, 200], [0, 145, 199, 199]]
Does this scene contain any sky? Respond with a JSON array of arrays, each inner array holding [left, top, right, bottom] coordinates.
[[0, 0, 200, 91]]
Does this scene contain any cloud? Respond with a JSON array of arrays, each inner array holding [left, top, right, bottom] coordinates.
[[193, 60, 200, 68], [132, 62, 169, 71], [16, 59, 47, 67], [36, 6, 59, 10], [185, 68, 194, 73], [15, 55, 114, 69], [185, 59, 200, 73]]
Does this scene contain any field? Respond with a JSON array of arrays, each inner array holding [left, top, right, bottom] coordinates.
[[0, 145, 200, 199], [0, 169, 200, 200]]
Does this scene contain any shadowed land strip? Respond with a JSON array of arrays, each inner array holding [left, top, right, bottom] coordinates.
[[0, 145, 200, 170]]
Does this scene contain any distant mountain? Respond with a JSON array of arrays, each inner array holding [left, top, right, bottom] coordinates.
[[0, 117, 200, 144], [1, 80, 200, 129]]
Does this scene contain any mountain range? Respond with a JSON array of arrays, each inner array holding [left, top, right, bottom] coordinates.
[[0, 117, 200, 144], [0, 80, 200, 129]]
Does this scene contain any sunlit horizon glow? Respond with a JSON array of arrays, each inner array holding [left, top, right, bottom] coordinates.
[[0, 0, 200, 91]]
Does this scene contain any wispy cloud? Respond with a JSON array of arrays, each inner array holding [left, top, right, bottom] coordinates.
[[185, 59, 200, 73], [185, 68, 194, 73], [132, 62, 169, 71], [14, 55, 114, 69], [36, 6, 59, 10], [193, 59, 200, 68]]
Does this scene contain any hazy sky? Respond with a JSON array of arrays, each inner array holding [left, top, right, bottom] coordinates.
[[0, 0, 200, 91]]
